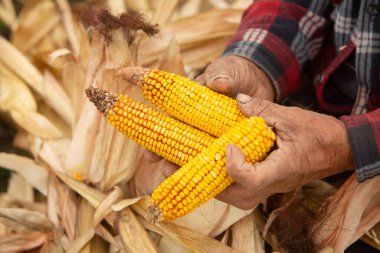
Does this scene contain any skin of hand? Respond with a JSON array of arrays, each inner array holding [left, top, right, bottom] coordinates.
[[130, 55, 276, 196], [131, 56, 354, 210], [195, 55, 275, 101], [129, 149, 178, 196], [217, 94, 355, 210]]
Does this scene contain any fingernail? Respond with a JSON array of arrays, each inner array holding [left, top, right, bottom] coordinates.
[[237, 93, 253, 104]]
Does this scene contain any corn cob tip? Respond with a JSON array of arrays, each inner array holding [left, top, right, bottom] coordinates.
[[146, 203, 164, 223], [85, 86, 118, 116], [116, 67, 150, 87]]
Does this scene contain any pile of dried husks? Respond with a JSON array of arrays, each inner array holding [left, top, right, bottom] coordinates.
[[0, 1, 379, 252]]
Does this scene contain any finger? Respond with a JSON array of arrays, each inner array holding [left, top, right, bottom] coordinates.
[[226, 144, 279, 190], [194, 73, 206, 85], [162, 161, 179, 178], [142, 149, 163, 163], [225, 144, 258, 189], [236, 94, 279, 124], [201, 58, 232, 83], [216, 183, 246, 202], [196, 71, 236, 96], [197, 59, 234, 85], [216, 183, 262, 210], [206, 78, 237, 97]]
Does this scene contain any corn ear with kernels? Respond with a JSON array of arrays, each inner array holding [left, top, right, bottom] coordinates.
[[86, 86, 215, 166], [147, 116, 276, 223], [118, 67, 247, 137]]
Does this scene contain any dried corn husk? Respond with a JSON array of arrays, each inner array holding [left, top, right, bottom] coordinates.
[[1, 1, 378, 253], [312, 175, 380, 252]]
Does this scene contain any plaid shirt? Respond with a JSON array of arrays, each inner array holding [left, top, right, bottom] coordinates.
[[223, 0, 380, 182]]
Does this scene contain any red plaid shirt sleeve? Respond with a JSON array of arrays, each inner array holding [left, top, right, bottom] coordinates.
[[223, 0, 331, 101], [341, 109, 380, 182]]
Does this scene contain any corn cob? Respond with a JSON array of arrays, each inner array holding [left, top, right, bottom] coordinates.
[[85, 86, 215, 166], [118, 67, 247, 137], [147, 116, 276, 223]]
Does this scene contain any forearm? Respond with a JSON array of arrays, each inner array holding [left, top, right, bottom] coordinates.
[[341, 108, 380, 182], [224, 0, 332, 101]]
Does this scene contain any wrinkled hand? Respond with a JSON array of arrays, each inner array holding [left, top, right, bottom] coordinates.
[[195, 55, 275, 101], [131, 55, 275, 196], [216, 94, 355, 210]]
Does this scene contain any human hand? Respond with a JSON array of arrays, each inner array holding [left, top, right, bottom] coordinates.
[[129, 149, 178, 196], [131, 55, 275, 196], [216, 94, 355, 210], [195, 55, 275, 101]]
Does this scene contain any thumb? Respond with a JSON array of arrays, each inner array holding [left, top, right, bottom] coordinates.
[[206, 77, 238, 97], [225, 144, 278, 190], [194, 73, 206, 86], [194, 68, 232, 88], [195, 60, 237, 96], [236, 94, 279, 124]]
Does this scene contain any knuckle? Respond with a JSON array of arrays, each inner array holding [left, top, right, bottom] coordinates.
[[251, 98, 274, 113], [239, 97, 277, 118], [226, 162, 244, 179]]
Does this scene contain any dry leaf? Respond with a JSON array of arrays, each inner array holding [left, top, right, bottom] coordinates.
[[138, 8, 242, 68], [365, 222, 380, 249], [178, 0, 202, 18], [6, 173, 34, 203], [153, 0, 180, 25], [0, 36, 72, 127], [158, 36, 185, 75], [230, 211, 265, 253], [171, 199, 252, 238], [0, 63, 36, 112], [112, 196, 147, 212], [207, 0, 229, 9], [0, 232, 47, 253], [55, 172, 106, 209], [55, 0, 79, 56], [0, 153, 48, 195], [107, 0, 126, 15], [0, 36, 43, 94], [95, 224, 124, 250], [104, 29, 133, 69], [94, 187, 123, 226], [42, 71, 74, 126], [313, 175, 380, 252], [65, 102, 101, 181], [66, 200, 95, 253], [0, 208, 53, 232], [144, 220, 239, 253], [56, 182, 78, 243], [158, 236, 192, 253], [0, 0, 16, 27], [118, 208, 160, 253], [11, 0, 60, 51], [10, 110, 63, 139]]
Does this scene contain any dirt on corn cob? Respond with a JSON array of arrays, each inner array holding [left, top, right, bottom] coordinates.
[[86, 86, 215, 166], [118, 67, 247, 137], [147, 116, 276, 223]]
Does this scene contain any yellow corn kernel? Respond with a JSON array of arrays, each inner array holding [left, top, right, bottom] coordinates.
[[147, 117, 276, 222], [119, 67, 247, 137], [86, 86, 215, 166]]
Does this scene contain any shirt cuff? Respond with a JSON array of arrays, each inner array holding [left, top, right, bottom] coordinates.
[[340, 110, 380, 182]]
